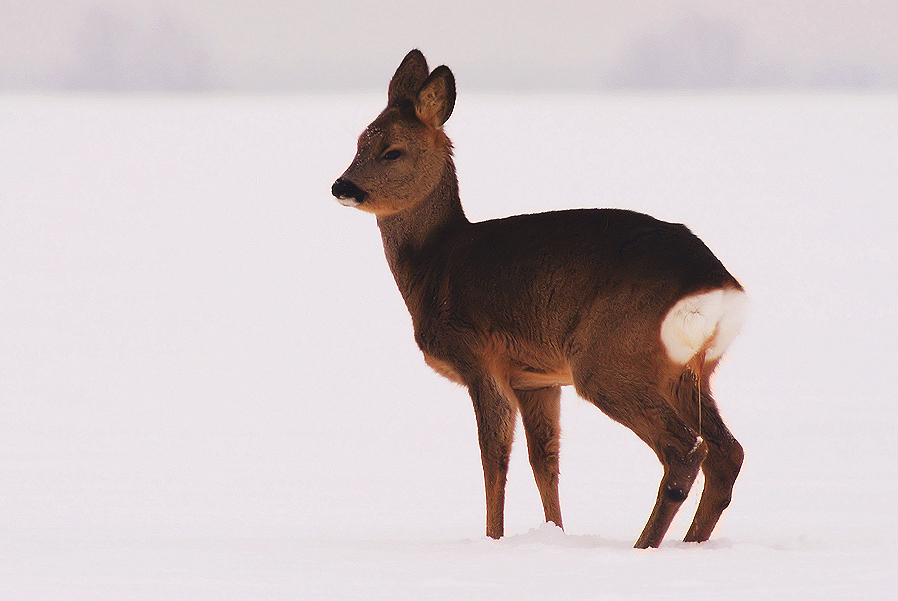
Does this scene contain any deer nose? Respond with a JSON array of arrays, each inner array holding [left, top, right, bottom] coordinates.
[[332, 178, 368, 207]]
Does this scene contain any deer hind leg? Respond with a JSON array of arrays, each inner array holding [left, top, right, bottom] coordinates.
[[634, 427, 707, 549], [673, 372, 744, 543], [468, 377, 518, 539], [516, 386, 563, 530], [573, 372, 706, 548], [684, 424, 742, 543]]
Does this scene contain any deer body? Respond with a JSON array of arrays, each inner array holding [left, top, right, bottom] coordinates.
[[333, 50, 746, 548]]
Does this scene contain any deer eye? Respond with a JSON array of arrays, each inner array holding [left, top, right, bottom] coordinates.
[[382, 149, 403, 161]]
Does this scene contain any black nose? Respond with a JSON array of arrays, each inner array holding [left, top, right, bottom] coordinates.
[[332, 178, 367, 205]]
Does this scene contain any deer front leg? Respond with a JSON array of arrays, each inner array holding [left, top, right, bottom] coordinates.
[[517, 386, 563, 530], [468, 378, 517, 539]]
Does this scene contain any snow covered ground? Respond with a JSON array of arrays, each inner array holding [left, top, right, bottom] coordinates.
[[1, 92, 896, 599]]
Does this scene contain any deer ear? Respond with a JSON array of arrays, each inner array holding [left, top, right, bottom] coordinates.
[[388, 49, 429, 105], [415, 66, 456, 129]]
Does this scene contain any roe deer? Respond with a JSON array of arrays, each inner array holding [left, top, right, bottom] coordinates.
[[331, 50, 746, 548]]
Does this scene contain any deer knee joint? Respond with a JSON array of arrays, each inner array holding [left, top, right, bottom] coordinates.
[[663, 484, 690, 503]]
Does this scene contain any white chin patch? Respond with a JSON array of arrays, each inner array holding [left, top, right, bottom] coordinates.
[[336, 196, 361, 208], [660, 288, 747, 365]]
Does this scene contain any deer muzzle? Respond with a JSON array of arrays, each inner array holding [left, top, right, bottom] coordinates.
[[331, 178, 368, 207]]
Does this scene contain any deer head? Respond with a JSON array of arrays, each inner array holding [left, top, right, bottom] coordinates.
[[332, 49, 457, 217]]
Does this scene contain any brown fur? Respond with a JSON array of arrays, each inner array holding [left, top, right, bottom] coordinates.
[[332, 50, 745, 548]]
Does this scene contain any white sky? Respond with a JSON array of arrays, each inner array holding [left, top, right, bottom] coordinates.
[[2, 0, 897, 90]]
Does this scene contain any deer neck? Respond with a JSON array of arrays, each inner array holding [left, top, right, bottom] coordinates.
[[376, 160, 467, 302]]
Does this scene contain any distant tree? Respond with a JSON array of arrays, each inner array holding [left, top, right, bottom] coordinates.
[[605, 13, 896, 90], [64, 5, 211, 91], [607, 14, 749, 89]]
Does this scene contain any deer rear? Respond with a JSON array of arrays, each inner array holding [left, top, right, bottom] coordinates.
[[332, 50, 746, 548]]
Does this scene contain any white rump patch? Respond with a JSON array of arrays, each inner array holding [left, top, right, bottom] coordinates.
[[660, 288, 747, 365]]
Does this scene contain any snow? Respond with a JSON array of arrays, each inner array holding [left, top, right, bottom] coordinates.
[[1, 92, 896, 598]]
